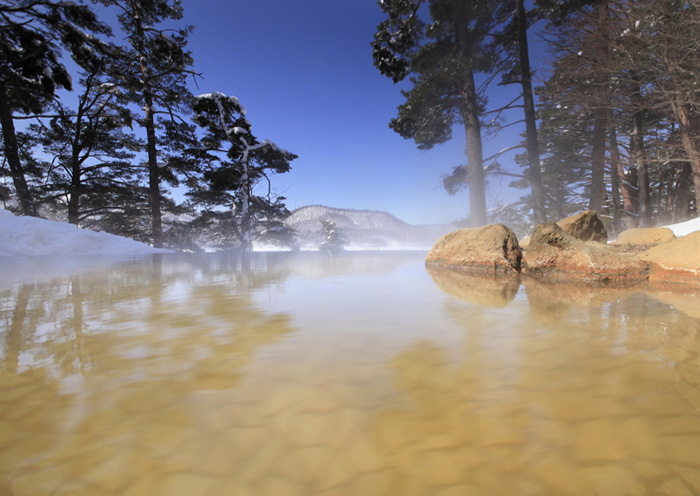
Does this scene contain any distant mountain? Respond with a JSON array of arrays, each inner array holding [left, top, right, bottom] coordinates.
[[285, 205, 454, 250]]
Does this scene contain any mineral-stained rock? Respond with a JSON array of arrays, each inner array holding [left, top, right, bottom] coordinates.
[[425, 224, 522, 275], [426, 264, 521, 308], [557, 210, 608, 243], [638, 231, 700, 285], [523, 223, 649, 284], [613, 227, 676, 247]]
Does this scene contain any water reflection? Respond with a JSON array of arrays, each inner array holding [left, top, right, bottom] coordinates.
[[1, 252, 699, 495], [0, 253, 298, 495], [425, 265, 520, 308]]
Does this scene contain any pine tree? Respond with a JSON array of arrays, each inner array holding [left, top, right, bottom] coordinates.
[[372, 0, 500, 227], [0, 0, 111, 216], [29, 63, 146, 228], [188, 92, 297, 253], [628, 0, 700, 218], [318, 220, 346, 254], [99, 0, 196, 247], [491, 0, 546, 224]]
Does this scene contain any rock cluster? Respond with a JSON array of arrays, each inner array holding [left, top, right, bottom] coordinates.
[[523, 223, 648, 284], [426, 211, 700, 287]]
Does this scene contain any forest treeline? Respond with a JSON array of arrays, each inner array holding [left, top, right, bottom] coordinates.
[[0, 0, 296, 252], [374, 0, 699, 234], [1, 0, 699, 252]]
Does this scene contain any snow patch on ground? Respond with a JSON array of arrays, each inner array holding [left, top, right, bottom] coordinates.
[[0, 209, 169, 257], [664, 216, 700, 237]]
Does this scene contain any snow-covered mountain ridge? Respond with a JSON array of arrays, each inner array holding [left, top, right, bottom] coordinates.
[[285, 205, 454, 250]]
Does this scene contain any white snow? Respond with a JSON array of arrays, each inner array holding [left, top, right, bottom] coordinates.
[[664, 216, 700, 237], [0, 209, 169, 257]]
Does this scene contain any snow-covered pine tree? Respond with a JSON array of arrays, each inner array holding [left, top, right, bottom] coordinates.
[[0, 0, 111, 217], [188, 92, 297, 253], [318, 220, 346, 254]]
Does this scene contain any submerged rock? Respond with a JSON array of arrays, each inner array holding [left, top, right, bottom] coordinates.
[[638, 231, 700, 285], [557, 210, 608, 243], [425, 224, 521, 275], [613, 227, 676, 247], [523, 223, 648, 284]]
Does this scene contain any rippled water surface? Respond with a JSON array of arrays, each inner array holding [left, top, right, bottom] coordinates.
[[1, 251, 700, 495]]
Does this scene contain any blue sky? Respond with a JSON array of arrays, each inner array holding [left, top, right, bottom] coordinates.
[[181, 0, 533, 225]]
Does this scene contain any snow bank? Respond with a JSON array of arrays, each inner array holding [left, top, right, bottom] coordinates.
[[0, 209, 169, 257], [664, 216, 700, 237]]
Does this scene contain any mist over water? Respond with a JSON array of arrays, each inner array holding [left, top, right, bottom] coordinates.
[[1, 251, 700, 495]]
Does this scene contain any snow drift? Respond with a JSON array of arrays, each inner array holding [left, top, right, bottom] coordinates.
[[0, 209, 169, 257]]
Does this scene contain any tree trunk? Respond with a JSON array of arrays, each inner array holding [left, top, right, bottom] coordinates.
[[618, 161, 638, 229], [588, 0, 610, 215], [0, 81, 37, 217], [132, 0, 164, 248], [673, 163, 692, 221], [516, 0, 546, 225], [240, 158, 252, 253], [144, 91, 163, 248], [676, 103, 700, 218], [67, 173, 81, 225], [462, 70, 487, 227], [68, 108, 84, 225], [608, 124, 622, 234], [589, 106, 607, 214], [631, 89, 651, 226], [452, 0, 486, 227]]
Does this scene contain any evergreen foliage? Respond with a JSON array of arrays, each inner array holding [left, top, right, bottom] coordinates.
[[29, 65, 146, 229], [0, 0, 112, 216], [186, 92, 297, 252], [318, 220, 346, 254], [372, 0, 500, 227], [97, 0, 197, 248]]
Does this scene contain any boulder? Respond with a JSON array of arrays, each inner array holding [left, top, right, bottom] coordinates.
[[638, 231, 700, 285], [613, 227, 676, 247], [425, 224, 522, 275], [523, 223, 649, 284], [556, 210, 608, 243]]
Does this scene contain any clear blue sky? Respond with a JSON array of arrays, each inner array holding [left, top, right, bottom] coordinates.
[[180, 0, 532, 225]]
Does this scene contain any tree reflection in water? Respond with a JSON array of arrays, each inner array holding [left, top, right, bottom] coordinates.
[[0, 253, 297, 495]]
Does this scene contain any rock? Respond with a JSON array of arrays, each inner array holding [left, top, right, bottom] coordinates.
[[426, 264, 521, 308], [613, 227, 676, 247], [557, 210, 608, 243], [425, 224, 522, 275], [523, 223, 649, 284], [638, 231, 700, 285], [613, 227, 676, 246], [519, 236, 531, 249]]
